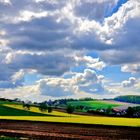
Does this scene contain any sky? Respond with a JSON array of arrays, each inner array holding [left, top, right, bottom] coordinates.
[[0, 0, 140, 102]]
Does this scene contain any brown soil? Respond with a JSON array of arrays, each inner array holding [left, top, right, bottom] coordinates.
[[0, 120, 140, 140]]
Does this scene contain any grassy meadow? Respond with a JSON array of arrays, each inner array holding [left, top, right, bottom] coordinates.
[[67, 100, 122, 112]]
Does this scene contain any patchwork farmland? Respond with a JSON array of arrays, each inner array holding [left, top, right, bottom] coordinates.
[[0, 99, 140, 139]]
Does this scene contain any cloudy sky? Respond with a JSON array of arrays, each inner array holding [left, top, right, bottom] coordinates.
[[0, 0, 140, 101]]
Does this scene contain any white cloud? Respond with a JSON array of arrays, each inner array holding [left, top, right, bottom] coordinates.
[[0, 0, 11, 5], [121, 77, 137, 88], [17, 10, 48, 22], [0, 85, 40, 101], [11, 69, 25, 84], [121, 63, 140, 73], [75, 55, 106, 70], [0, 39, 9, 47], [0, 0, 140, 100], [4, 52, 15, 64], [37, 69, 105, 97], [0, 30, 6, 36], [100, 0, 140, 44], [38, 78, 75, 97], [73, 0, 119, 21]]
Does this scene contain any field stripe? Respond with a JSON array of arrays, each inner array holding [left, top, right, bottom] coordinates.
[[0, 116, 140, 127]]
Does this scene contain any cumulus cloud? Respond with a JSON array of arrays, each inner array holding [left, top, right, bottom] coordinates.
[[75, 55, 106, 70], [18, 53, 73, 75], [0, 0, 11, 5], [0, 49, 76, 88], [11, 69, 25, 85], [17, 10, 49, 22], [121, 63, 140, 73], [38, 78, 74, 97], [100, 0, 140, 65], [75, 69, 105, 94], [37, 69, 106, 97], [0, 0, 140, 99], [121, 77, 137, 88], [100, 50, 140, 65], [3, 51, 75, 76], [0, 0, 123, 52], [73, 0, 118, 21], [0, 0, 138, 55], [0, 84, 40, 101]]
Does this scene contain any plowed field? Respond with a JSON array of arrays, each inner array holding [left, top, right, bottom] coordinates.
[[0, 120, 140, 140]]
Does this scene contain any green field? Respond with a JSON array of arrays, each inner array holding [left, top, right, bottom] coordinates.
[[3, 104, 72, 117], [0, 101, 18, 105], [0, 101, 140, 127], [0, 105, 53, 116], [67, 100, 122, 111]]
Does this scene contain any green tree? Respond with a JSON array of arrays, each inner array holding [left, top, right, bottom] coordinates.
[[39, 103, 48, 112], [106, 106, 112, 114], [127, 107, 135, 117], [48, 106, 53, 113], [66, 105, 75, 116], [23, 103, 31, 110]]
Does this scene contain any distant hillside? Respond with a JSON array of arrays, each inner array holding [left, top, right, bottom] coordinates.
[[114, 95, 140, 104]]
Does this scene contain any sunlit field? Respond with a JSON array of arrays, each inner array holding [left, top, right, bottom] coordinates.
[[1, 115, 140, 127], [0, 103, 140, 127], [4, 104, 72, 117], [67, 100, 122, 110]]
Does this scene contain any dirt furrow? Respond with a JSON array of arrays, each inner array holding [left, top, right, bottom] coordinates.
[[0, 120, 140, 140]]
